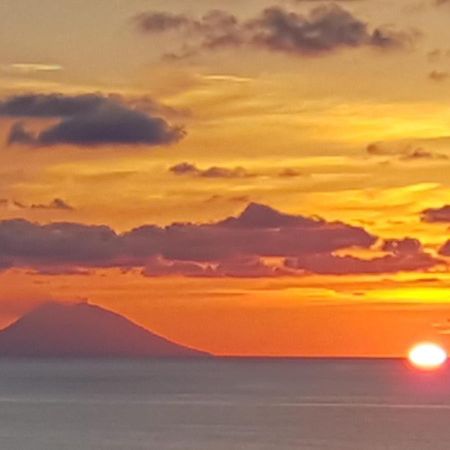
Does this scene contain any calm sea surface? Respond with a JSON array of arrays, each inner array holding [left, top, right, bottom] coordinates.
[[0, 359, 450, 449]]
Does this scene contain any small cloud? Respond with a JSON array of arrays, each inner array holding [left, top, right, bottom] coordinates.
[[279, 168, 303, 178], [382, 238, 422, 255], [367, 141, 448, 161], [400, 148, 448, 161], [0, 198, 74, 211], [0, 199, 27, 210], [31, 198, 75, 211], [169, 162, 200, 176], [169, 162, 256, 178], [422, 205, 450, 223], [429, 70, 450, 82]]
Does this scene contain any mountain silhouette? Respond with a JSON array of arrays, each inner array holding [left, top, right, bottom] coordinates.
[[0, 302, 209, 358]]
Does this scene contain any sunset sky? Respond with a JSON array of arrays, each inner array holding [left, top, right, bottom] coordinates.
[[1, 0, 450, 356]]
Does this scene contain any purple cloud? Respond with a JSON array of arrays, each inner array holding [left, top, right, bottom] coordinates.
[[0, 203, 440, 277], [0, 94, 185, 148], [286, 238, 439, 275], [422, 205, 450, 223], [169, 162, 255, 179]]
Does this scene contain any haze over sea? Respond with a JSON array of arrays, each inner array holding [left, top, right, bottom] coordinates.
[[1, 359, 450, 450]]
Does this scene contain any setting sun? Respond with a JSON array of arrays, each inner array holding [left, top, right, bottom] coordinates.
[[408, 343, 447, 371]]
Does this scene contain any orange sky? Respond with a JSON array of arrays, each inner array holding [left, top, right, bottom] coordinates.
[[0, 0, 450, 356]]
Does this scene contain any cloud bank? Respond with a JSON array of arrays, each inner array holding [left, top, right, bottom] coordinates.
[[0, 203, 440, 277]]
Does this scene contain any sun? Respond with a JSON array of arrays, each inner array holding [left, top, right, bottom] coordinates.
[[408, 342, 447, 370]]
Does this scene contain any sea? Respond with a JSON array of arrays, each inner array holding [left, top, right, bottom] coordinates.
[[0, 358, 450, 450]]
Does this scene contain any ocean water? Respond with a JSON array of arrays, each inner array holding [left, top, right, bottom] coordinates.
[[0, 359, 450, 450]]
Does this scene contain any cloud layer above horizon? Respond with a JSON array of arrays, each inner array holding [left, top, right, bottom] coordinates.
[[0, 203, 444, 278]]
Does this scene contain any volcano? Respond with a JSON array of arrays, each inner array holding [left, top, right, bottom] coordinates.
[[0, 302, 209, 358]]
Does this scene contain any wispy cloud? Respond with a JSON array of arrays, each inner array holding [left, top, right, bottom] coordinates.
[[1, 63, 63, 75]]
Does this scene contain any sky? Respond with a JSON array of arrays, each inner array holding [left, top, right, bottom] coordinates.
[[1, 0, 450, 356]]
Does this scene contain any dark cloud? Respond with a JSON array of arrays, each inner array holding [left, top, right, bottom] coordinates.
[[0, 94, 104, 117], [0, 199, 26, 210], [31, 198, 74, 211], [367, 141, 448, 161], [0, 94, 185, 147], [247, 6, 412, 55], [142, 255, 290, 278], [422, 205, 450, 223], [382, 238, 422, 254], [0, 203, 440, 277], [133, 12, 193, 33], [169, 162, 199, 176], [124, 203, 375, 262], [286, 238, 438, 276], [133, 4, 416, 58], [285, 248, 438, 275], [169, 162, 255, 179], [0, 203, 371, 274], [0, 220, 123, 269], [170, 162, 300, 179], [0, 198, 74, 211]]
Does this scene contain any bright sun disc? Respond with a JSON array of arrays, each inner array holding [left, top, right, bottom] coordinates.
[[408, 343, 447, 370]]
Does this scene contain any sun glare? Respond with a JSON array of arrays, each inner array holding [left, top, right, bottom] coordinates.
[[408, 343, 447, 370]]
